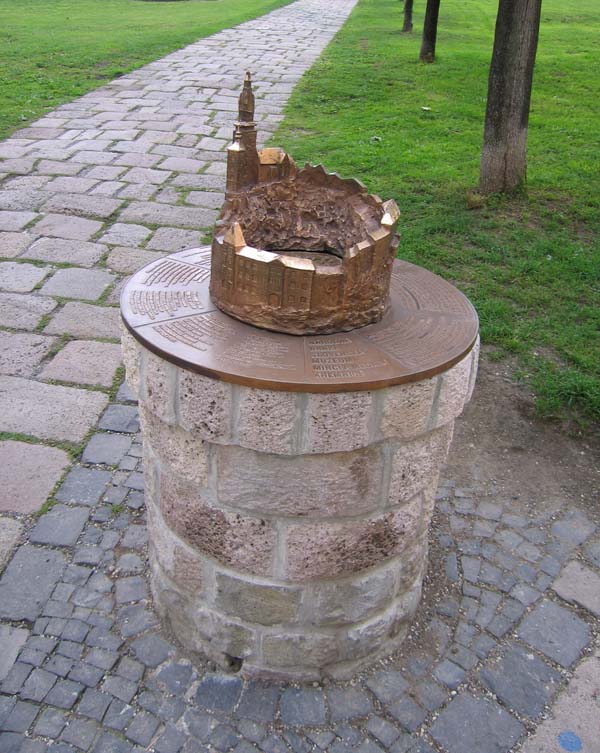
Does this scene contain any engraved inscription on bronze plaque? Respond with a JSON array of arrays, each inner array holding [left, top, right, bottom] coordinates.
[[122, 248, 479, 393]]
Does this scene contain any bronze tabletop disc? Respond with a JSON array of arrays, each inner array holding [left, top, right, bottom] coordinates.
[[121, 247, 479, 393]]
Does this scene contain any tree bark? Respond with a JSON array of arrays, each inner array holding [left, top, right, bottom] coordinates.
[[479, 0, 542, 194], [419, 0, 441, 62], [403, 0, 414, 32]]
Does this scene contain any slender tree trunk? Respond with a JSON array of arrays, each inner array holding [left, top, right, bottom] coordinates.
[[419, 0, 441, 62], [479, 0, 542, 194], [403, 0, 414, 32]]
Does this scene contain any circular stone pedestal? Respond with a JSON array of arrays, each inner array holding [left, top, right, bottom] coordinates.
[[120, 247, 479, 680]]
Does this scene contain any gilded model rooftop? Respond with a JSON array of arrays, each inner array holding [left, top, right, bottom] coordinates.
[[209, 73, 401, 335]]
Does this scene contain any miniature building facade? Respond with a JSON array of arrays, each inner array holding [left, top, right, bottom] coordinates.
[[210, 73, 401, 335]]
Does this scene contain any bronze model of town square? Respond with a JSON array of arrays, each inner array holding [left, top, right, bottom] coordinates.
[[210, 72, 401, 335]]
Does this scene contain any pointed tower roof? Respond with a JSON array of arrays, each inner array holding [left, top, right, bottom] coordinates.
[[238, 71, 255, 123], [224, 222, 246, 250]]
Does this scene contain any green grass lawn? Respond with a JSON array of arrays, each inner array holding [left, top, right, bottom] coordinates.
[[275, 0, 600, 431], [0, 0, 291, 140]]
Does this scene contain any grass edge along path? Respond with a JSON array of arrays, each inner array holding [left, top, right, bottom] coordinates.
[[0, 0, 293, 140], [274, 0, 600, 433]]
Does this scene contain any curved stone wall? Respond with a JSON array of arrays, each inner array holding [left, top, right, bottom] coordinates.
[[122, 325, 479, 680]]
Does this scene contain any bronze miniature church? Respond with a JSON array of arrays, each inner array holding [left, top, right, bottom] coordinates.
[[209, 73, 401, 335]]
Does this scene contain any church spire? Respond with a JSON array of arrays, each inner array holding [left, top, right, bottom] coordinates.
[[238, 71, 255, 123]]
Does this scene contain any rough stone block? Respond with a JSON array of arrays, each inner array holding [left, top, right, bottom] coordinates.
[[0, 331, 56, 376], [146, 499, 205, 594], [0, 292, 57, 330], [0, 210, 37, 231], [388, 425, 453, 507], [0, 440, 70, 513], [141, 409, 208, 486], [0, 518, 23, 572], [380, 378, 436, 440], [261, 631, 339, 671], [213, 571, 302, 626], [41, 340, 122, 387], [0, 376, 108, 441], [160, 471, 275, 577], [303, 391, 374, 453], [141, 349, 177, 424], [120, 325, 142, 394], [99, 223, 152, 247], [178, 369, 232, 442], [45, 301, 121, 339], [235, 385, 300, 454], [308, 561, 399, 626], [0, 261, 50, 292], [431, 353, 472, 428], [285, 496, 424, 581], [146, 227, 202, 252], [215, 443, 384, 518]]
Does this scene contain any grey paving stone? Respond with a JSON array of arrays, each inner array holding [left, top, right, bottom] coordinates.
[[210, 725, 239, 753], [0, 626, 28, 682], [0, 545, 66, 620], [552, 560, 600, 617], [196, 673, 242, 714], [0, 230, 33, 257], [45, 678, 84, 709], [551, 509, 596, 546], [78, 688, 112, 721], [119, 201, 216, 229], [44, 301, 121, 339], [130, 633, 173, 668], [86, 647, 119, 672], [0, 376, 108, 442], [104, 699, 135, 732], [154, 725, 186, 753], [98, 405, 140, 433], [517, 598, 591, 667], [279, 688, 326, 726], [24, 238, 106, 267], [433, 659, 466, 689], [125, 712, 160, 746], [480, 642, 562, 718], [0, 331, 56, 377], [0, 732, 25, 753], [2, 700, 39, 733], [92, 731, 133, 753], [182, 707, 215, 741], [33, 213, 102, 241], [1, 661, 31, 695], [56, 467, 112, 506], [30, 504, 90, 546], [155, 661, 194, 696], [365, 670, 408, 704], [234, 682, 280, 723], [106, 246, 164, 274], [0, 261, 50, 292], [584, 539, 600, 568], [387, 695, 427, 732], [0, 292, 57, 329], [34, 707, 68, 738], [41, 268, 114, 300], [68, 661, 105, 688], [431, 693, 523, 753], [61, 718, 100, 751], [41, 340, 122, 387], [102, 675, 138, 704], [20, 667, 57, 701], [327, 687, 373, 720]]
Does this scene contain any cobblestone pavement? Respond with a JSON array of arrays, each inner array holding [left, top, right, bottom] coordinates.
[[1, 1, 599, 752]]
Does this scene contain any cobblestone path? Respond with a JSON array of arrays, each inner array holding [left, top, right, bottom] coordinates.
[[1, 1, 600, 752]]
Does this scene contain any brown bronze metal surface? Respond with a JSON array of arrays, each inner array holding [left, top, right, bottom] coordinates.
[[210, 73, 400, 335], [121, 247, 479, 393]]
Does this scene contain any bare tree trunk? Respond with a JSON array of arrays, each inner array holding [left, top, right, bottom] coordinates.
[[419, 0, 440, 62], [403, 0, 414, 32], [479, 0, 542, 194]]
